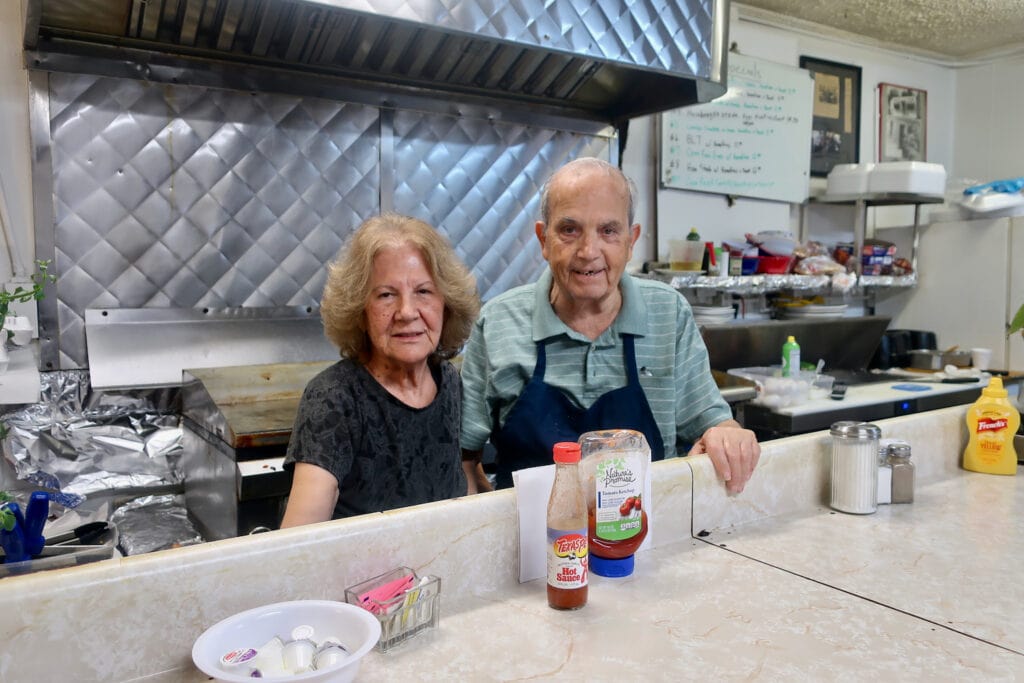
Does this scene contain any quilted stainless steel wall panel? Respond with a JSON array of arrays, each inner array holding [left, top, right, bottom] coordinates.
[[37, 72, 613, 371], [46, 73, 381, 368], [392, 111, 608, 300]]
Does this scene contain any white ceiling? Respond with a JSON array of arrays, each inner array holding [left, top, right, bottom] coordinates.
[[736, 0, 1024, 60]]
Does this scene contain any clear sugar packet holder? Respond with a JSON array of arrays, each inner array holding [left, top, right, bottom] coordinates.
[[345, 566, 441, 652]]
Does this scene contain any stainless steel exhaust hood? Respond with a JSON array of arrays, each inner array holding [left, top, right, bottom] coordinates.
[[25, 0, 729, 125]]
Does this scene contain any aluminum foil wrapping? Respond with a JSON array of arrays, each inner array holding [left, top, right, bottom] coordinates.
[[1, 370, 183, 504], [646, 271, 917, 294], [666, 273, 834, 292], [110, 494, 203, 556]]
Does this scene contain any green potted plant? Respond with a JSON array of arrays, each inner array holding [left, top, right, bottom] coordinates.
[[0, 260, 54, 370], [1011, 302, 1024, 340], [1009, 302, 1024, 428]]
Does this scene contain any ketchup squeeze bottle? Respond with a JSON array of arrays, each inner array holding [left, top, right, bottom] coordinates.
[[579, 429, 650, 578], [546, 442, 588, 610]]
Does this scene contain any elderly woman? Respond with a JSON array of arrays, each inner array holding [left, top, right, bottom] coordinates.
[[280, 214, 480, 527]]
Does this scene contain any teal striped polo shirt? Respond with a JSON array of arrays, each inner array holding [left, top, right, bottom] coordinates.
[[459, 269, 732, 457]]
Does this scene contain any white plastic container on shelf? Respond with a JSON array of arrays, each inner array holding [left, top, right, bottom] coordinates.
[[867, 161, 946, 195], [3, 316, 33, 346], [826, 163, 874, 195]]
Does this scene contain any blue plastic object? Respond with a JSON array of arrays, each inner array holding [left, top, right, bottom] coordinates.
[[963, 177, 1024, 195], [589, 553, 635, 577], [892, 383, 932, 392], [24, 491, 49, 557], [0, 503, 30, 563]]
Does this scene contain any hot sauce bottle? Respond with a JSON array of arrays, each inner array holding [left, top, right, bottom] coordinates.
[[546, 442, 588, 610]]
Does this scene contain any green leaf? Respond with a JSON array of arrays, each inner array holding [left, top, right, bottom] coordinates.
[[1010, 302, 1024, 337]]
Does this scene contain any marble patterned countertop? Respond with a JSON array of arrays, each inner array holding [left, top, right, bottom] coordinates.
[[0, 406, 1021, 681]]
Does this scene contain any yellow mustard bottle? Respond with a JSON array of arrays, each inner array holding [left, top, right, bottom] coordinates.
[[963, 376, 1019, 475]]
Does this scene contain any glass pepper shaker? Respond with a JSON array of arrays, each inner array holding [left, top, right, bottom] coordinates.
[[885, 442, 915, 504]]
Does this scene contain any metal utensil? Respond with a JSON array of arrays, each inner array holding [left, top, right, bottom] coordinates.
[[45, 521, 111, 546]]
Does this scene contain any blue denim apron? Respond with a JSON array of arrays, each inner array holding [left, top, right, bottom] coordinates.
[[490, 334, 665, 489]]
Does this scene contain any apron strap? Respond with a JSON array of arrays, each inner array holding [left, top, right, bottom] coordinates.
[[622, 334, 640, 385], [532, 340, 547, 380]]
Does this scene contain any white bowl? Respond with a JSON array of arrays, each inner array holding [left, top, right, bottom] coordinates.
[[192, 600, 381, 682]]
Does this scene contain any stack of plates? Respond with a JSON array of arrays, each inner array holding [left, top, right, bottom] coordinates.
[[780, 304, 848, 320], [692, 305, 735, 325]]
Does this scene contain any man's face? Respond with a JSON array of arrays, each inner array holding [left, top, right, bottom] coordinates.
[[536, 166, 640, 311]]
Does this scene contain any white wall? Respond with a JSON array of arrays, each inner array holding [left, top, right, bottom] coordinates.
[[953, 54, 1024, 182], [875, 217, 1023, 370], [0, 0, 33, 284]]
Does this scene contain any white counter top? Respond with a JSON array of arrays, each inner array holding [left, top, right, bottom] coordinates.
[[779, 377, 983, 416], [354, 531, 1022, 681], [715, 473, 1023, 653], [0, 406, 1021, 680]]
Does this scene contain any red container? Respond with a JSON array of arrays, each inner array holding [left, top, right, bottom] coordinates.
[[756, 255, 793, 274]]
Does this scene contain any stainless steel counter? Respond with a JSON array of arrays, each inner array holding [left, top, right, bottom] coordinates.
[[181, 361, 333, 539], [711, 369, 758, 404]]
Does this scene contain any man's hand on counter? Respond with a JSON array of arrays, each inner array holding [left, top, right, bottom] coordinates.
[[688, 420, 761, 494]]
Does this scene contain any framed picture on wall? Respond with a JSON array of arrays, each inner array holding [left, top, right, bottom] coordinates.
[[799, 56, 862, 177], [879, 83, 927, 162]]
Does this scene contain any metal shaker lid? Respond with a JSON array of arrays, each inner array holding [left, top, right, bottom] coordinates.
[[886, 442, 912, 458], [830, 421, 881, 439]]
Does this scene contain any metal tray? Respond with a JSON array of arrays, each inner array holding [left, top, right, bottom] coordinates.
[[0, 524, 118, 578], [909, 349, 972, 370]]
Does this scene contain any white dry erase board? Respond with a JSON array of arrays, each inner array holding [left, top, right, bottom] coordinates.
[[660, 53, 813, 204]]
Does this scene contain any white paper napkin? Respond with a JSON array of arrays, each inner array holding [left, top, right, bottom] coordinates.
[[512, 464, 555, 583]]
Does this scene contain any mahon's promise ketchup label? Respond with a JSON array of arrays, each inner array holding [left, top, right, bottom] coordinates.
[[547, 529, 588, 589]]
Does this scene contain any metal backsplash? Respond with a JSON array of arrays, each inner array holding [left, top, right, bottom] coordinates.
[[32, 71, 611, 371]]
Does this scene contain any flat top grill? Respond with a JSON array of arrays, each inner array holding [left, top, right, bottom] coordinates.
[[182, 360, 335, 449]]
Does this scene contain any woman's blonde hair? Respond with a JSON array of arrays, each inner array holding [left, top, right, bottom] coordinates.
[[320, 213, 480, 361]]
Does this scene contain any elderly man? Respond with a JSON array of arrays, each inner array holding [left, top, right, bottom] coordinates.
[[460, 157, 760, 493]]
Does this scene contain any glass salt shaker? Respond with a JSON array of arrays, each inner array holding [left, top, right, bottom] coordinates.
[[885, 442, 915, 504], [830, 421, 881, 514]]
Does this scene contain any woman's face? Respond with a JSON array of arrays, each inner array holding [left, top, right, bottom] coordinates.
[[364, 243, 445, 369]]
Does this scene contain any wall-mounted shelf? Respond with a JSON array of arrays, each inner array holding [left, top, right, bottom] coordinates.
[[654, 191, 939, 301], [809, 192, 945, 275], [811, 192, 945, 206]]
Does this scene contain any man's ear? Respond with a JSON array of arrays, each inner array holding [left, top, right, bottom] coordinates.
[[535, 221, 547, 254], [629, 223, 641, 247]]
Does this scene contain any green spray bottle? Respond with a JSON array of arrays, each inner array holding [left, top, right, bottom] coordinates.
[[781, 336, 800, 377]]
